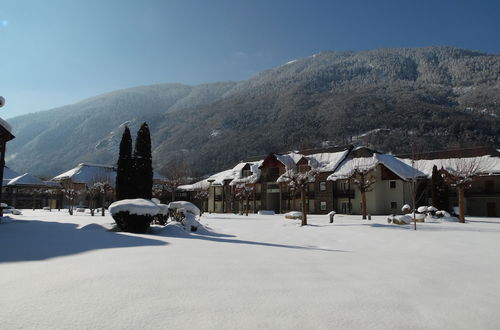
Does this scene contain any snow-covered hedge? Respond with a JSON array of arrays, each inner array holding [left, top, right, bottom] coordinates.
[[109, 199, 160, 233], [109, 199, 160, 216]]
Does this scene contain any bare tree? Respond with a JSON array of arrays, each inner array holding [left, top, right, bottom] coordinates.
[[87, 176, 114, 216], [193, 189, 209, 215], [442, 157, 484, 223], [63, 187, 78, 215], [234, 183, 255, 216], [278, 168, 318, 226], [348, 167, 376, 220], [162, 154, 190, 202]]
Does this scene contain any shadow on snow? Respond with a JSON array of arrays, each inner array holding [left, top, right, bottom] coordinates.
[[0, 219, 167, 263], [151, 223, 347, 252]]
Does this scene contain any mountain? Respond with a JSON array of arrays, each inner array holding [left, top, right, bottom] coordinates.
[[6, 46, 500, 178]]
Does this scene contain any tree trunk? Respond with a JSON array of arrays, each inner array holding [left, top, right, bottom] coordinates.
[[361, 190, 367, 220], [245, 196, 249, 216], [300, 188, 307, 226], [458, 186, 466, 223], [101, 195, 106, 216]]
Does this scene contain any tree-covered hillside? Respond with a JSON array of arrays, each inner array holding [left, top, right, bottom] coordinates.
[[7, 46, 500, 177]]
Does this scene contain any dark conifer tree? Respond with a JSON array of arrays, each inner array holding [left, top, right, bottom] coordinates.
[[431, 165, 449, 211], [132, 123, 153, 199], [116, 126, 133, 200]]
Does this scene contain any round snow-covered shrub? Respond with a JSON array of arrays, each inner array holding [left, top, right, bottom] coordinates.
[[112, 211, 154, 233], [417, 206, 428, 213], [109, 199, 160, 233], [168, 201, 200, 217], [284, 211, 302, 220], [401, 204, 412, 214], [181, 212, 201, 232]]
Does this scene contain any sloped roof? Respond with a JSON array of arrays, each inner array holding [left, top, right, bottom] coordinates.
[[398, 155, 500, 178], [328, 153, 425, 181], [3, 166, 20, 181], [8, 173, 61, 187], [179, 161, 263, 191], [53, 163, 116, 184], [52, 163, 166, 186]]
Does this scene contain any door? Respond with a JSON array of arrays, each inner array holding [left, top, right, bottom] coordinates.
[[487, 202, 497, 217]]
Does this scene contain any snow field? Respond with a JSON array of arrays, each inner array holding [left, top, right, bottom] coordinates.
[[1, 210, 500, 329]]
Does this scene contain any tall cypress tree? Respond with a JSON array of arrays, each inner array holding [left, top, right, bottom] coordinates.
[[132, 122, 153, 199], [431, 165, 449, 211], [116, 126, 133, 200]]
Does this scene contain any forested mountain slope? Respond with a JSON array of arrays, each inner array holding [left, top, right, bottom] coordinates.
[[7, 46, 500, 177]]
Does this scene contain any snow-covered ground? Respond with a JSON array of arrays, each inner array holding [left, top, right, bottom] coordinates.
[[1, 210, 500, 329]]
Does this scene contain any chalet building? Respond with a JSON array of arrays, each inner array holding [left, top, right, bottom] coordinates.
[[0, 119, 15, 215], [182, 145, 422, 215], [52, 163, 166, 207], [4, 173, 62, 209], [181, 145, 500, 217], [397, 147, 500, 217], [328, 147, 425, 215]]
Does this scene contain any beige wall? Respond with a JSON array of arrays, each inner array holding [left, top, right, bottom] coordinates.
[[334, 164, 413, 215]]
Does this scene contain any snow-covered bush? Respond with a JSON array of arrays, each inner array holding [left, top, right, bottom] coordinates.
[[181, 212, 201, 232], [417, 206, 428, 213], [151, 199, 169, 225], [168, 201, 200, 217], [284, 211, 302, 220], [401, 204, 411, 214], [109, 199, 160, 233], [392, 215, 413, 225], [436, 210, 451, 218]]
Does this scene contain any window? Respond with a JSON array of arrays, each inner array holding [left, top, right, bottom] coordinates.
[[268, 167, 279, 177], [319, 181, 326, 191], [320, 201, 327, 211], [267, 183, 280, 193], [340, 181, 349, 191], [485, 180, 494, 193], [391, 202, 397, 209], [390, 181, 396, 189]]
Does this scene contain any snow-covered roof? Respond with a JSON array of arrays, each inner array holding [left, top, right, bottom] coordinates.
[[52, 163, 165, 187], [53, 163, 116, 185], [398, 155, 500, 178], [0, 118, 13, 135], [328, 153, 425, 181], [3, 166, 20, 182], [7, 173, 61, 187], [306, 150, 350, 172], [179, 161, 263, 191], [276, 152, 304, 170]]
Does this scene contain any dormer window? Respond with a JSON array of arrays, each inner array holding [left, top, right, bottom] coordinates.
[[242, 170, 252, 178]]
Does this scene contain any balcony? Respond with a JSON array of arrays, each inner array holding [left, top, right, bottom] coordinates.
[[335, 190, 355, 199]]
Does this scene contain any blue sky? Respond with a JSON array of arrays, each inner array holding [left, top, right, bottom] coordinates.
[[1, 0, 500, 118]]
